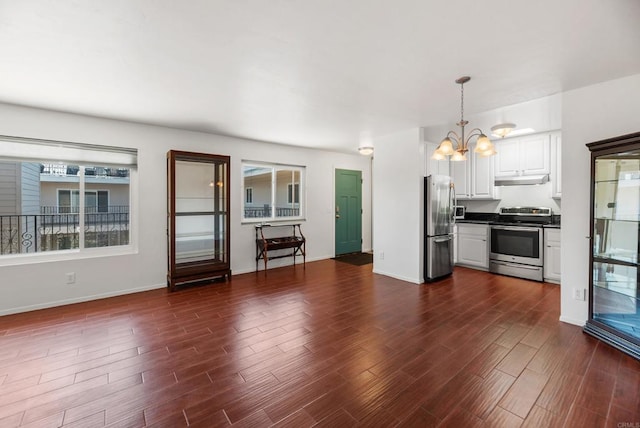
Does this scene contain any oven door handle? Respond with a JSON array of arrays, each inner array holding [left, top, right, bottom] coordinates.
[[491, 260, 541, 271], [491, 226, 541, 233]]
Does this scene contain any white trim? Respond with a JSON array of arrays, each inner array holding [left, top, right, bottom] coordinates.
[[0, 281, 162, 317], [372, 268, 421, 284], [559, 315, 586, 327], [241, 161, 306, 222]]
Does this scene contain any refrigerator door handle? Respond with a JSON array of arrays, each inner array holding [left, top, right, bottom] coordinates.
[[450, 182, 456, 225], [434, 236, 452, 243]]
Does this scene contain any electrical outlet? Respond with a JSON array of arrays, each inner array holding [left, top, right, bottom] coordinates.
[[379, 251, 384, 260], [66, 272, 76, 284], [572, 288, 585, 301]]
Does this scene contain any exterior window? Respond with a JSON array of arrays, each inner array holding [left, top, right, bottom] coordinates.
[[0, 136, 136, 258], [242, 162, 305, 221], [56, 190, 109, 213], [287, 183, 300, 204]]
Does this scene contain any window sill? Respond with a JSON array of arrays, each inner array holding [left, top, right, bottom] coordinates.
[[241, 218, 306, 225], [0, 245, 138, 267]]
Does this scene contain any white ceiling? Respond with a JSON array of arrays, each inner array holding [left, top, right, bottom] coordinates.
[[1, 0, 639, 153]]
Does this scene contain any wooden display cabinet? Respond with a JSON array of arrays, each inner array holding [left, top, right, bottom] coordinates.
[[584, 132, 640, 360], [167, 150, 231, 290]]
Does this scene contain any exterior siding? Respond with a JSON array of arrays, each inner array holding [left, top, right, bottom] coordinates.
[[20, 162, 41, 215], [0, 161, 19, 215]]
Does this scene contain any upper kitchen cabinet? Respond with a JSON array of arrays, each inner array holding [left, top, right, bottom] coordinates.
[[451, 142, 499, 200], [495, 134, 550, 177], [550, 132, 562, 199]]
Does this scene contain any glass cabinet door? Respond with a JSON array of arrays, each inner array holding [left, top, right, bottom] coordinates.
[[586, 134, 640, 360], [174, 160, 228, 264]]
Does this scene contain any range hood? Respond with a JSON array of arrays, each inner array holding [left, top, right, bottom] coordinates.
[[494, 174, 549, 186]]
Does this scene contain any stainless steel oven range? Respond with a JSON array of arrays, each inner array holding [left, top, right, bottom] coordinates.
[[489, 207, 552, 281]]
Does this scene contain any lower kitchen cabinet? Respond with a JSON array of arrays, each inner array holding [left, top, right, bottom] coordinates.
[[456, 223, 489, 270], [544, 228, 561, 283], [453, 225, 458, 264]]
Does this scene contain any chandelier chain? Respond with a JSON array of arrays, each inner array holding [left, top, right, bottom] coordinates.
[[460, 80, 464, 124]]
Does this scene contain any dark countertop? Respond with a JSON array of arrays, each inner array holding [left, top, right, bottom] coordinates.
[[457, 219, 562, 229], [457, 212, 561, 228]]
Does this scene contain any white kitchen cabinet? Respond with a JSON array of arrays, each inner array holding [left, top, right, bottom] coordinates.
[[453, 225, 458, 264], [451, 143, 499, 200], [544, 228, 561, 283], [495, 134, 550, 177], [456, 223, 489, 270], [550, 132, 562, 199], [424, 142, 450, 177]]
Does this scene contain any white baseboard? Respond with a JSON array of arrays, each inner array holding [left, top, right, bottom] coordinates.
[[559, 315, 586, 327], [0, 282, 165, 317], [231, 255, 333, 275], [372, 268, 421, 285]]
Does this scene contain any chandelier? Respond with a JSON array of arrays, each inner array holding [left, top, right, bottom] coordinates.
[[432, 76, 497, 161]]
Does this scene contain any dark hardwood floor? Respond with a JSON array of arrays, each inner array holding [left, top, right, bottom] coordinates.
[[0, 260, 638, 427]]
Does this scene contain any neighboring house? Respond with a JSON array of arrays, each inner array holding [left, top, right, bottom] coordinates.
[[0, 162, 130, 254]]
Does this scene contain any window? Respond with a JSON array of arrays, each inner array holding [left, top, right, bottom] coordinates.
[[0, 135, 136, 259], [57, 190, 109, 213], [242, 162, 305, 221], [287, 183, 300, 204]]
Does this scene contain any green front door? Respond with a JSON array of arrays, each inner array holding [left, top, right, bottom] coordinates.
[[335, 169, 362, 256]]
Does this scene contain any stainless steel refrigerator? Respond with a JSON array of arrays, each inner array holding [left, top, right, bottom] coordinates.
[[424, 175, 455, 282]]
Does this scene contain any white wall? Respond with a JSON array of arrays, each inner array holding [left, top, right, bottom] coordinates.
[[372, 128, 423, 284], [0, 102, 372, 315], [560, 73, 640, 326]]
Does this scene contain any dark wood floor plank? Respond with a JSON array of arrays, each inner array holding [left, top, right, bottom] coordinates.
[[498, 368, 549, 419], [521, 405, 564, 428], [496, 343, 538, 377], [0, 260, 635, 428], [458, 369, 516, 420], [483, 406, 523, 428]]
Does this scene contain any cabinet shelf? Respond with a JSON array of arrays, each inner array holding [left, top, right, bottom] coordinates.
[[175, 211, 227, 216], [167, 150, 231, 290]]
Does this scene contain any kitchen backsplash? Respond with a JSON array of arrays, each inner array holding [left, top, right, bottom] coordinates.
[[461, 182, 561, 214]]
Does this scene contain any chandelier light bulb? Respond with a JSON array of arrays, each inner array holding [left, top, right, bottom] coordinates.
[[431, 150, 445, 160], [451, 150, 466, 162], [439, 138, 455, 155], [474, 134, 492, 152]]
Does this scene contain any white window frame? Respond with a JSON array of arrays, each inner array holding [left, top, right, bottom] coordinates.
[[245, 187, 253, 204], [241, 161, 305, 223], [0, 135, 138, 266]]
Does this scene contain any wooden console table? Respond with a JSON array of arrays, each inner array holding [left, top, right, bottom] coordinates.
[[255, 224, 306, 271]]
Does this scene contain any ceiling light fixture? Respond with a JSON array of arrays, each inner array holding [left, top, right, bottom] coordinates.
[[491, 123, 516, 138], [358, 145, 374, 156], [433, 76, 496, 161]]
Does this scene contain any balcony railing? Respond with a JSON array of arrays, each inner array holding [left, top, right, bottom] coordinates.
[[40, 205, 130, 214], [244, 206, 300, 218], [0, 207, 130, 255], [40, 164, 130, 178]]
